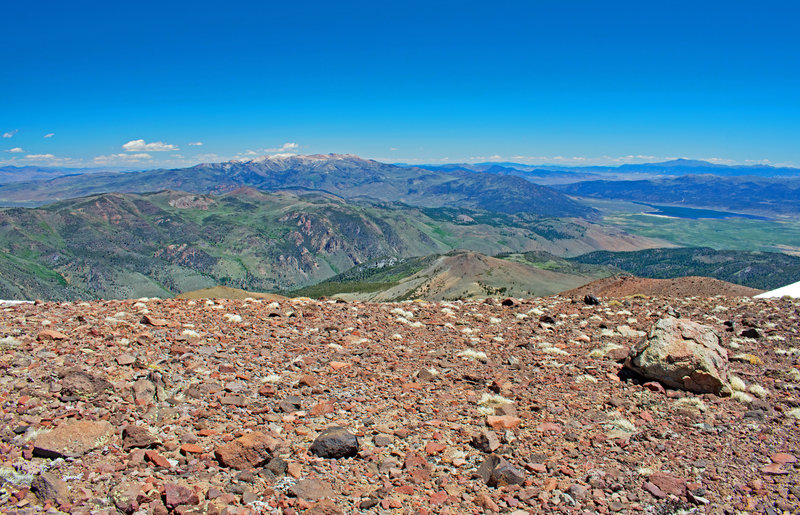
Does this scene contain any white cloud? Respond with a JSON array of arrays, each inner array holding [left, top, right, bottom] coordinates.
[[43, 133, 55, 138], [188, 141, 203, 146], [122, 139, 179, 152], [94, 153, 153, 163], [265, 142, 299, 153], [6, 147, 24, 153], [3, 130, 18, 138], [25, 154, 56, 159], [702, 157, 736, 165]]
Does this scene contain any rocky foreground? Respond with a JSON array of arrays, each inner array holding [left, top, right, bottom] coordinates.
[[0, 294, 798, 514]]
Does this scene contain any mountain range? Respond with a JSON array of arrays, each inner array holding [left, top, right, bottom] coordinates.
[[1, 153, 798, 301], [0, 154, 596, 218]]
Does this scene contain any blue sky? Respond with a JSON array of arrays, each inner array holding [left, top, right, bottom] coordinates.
[[2, 0, 799, 168]]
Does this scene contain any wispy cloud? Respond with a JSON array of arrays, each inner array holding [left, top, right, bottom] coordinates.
[[188, 141, 203, 146], [6, 147, 24, 153], [94, 153, 153, 163], [265, 142, 299, 153], [43, 133, 55, 138], [25, 153, 56, 159], [2, 130, 18, 138], [122, 139, 179, 152]]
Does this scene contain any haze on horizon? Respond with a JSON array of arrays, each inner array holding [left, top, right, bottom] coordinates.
[[2, 1, 799, 169]]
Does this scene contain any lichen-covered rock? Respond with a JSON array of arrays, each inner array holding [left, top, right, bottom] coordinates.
[[33, 419, 115, 458], [625, 317, 729, 394]]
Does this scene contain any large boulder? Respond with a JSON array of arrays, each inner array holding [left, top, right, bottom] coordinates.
[[625, 317, 730, 394]]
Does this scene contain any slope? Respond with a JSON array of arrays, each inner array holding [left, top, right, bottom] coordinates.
[[0, 189, 661, 300], [571, 247, 800, 290], [291, 250, 604, 301]]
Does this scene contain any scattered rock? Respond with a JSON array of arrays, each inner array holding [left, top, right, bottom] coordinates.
[[288, 478, 335, 501], [60, 369, 113, 398], [215, 432, 278, 470], [477, 454, 525, 487], [37, 329, 68, 341], [471, 430, 501, 453], [164, 483, 199, 509], [31, 472, 70, 504], [624, 317, 730, 394], [310, 426, 359, 459], [33, 419, 115, 458], [122, 425, 159, 449]]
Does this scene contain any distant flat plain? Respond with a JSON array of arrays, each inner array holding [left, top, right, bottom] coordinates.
[[581, 198, 800, 255]]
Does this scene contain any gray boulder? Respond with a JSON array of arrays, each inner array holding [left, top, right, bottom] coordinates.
[[625, 317, 729, 394]]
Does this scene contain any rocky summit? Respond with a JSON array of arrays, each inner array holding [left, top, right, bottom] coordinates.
[[0, 293, 798, 514]]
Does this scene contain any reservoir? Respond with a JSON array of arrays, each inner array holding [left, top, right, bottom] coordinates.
[[634, 202, 771, 220]]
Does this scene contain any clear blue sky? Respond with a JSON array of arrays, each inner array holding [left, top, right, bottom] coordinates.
[[2, 0, 799, 168]]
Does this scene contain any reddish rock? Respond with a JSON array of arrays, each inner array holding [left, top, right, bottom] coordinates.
[[425, 442, 446, 455], [760, 463, 788, 475], [214, 431, 278, 469], [37, 329, 67, 341], [770, 452, 797, 464], [33, 420, 115, 458], [429, 491, 449, 505], [141, 315, 168, 326], [180, 443, 203, 455], [643, 381, 666, 394], [164, 483, 199, 509], [471, 431, 501, 453], [536, 422, 562, 433], [486, 415, 521, 430], [122, 425, 159, 449], [288, 479, 335, 501], [144, 450, 171, 468], [648, 472, 687, 496]]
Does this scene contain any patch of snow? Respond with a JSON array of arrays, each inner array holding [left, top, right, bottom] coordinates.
[[755, 280, 800, 298]]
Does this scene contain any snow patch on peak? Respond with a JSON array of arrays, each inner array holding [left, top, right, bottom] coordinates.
[[233, 153, 367, 165]]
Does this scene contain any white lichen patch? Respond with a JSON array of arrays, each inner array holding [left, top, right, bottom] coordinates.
[[457, 349, 488, 362], [675, 397, 707, 412], [748, 384, 767, 399], [576, 374, 598, 384], [731, 391, 754, 403], [606, 418, 637, 433], [730, 376, 747, 392], [587, 342, 625, 358], [541, 347, 569, 356], [391, 308, 414, 319], [0, 336, 21, 349], [223, 313, 243, 323]]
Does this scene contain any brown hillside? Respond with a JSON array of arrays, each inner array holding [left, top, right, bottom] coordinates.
[[563, 275, 764, 298], [175, 285, 287, 301]]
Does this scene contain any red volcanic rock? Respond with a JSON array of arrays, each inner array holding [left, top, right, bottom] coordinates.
[[0, 294, 796, 512]]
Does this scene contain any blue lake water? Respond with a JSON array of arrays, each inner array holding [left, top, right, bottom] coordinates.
[[634, 202, 771, 220]]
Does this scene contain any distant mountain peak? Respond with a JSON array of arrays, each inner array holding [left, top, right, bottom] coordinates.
[[235, 153, 367, 165]]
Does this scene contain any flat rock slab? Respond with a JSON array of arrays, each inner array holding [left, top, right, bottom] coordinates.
[[288, 478, 336, 501], [33, 419, 115, 458]]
